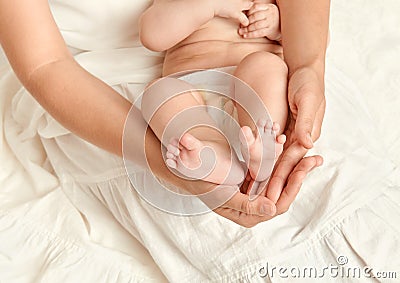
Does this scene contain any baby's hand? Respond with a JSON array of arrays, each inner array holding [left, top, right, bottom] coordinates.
[[238, 1, 281, 41], [213, 0, 253, 27]]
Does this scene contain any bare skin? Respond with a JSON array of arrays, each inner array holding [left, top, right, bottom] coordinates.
[[0, 0, 328, 227], [140, 0, 288, 192]]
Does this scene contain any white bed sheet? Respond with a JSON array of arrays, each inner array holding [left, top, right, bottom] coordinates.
[[0, 0, 399, 282]]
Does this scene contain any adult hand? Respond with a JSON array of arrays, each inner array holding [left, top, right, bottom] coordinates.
[[178, 66, 325, 227], [141, 107, 316, 228], [208, 64, 326, 226], [264, 140, 323, 204], [213, 154, 321, 228], [287, 66, 326, 149], [262, 66, 325, 203], [173, 146, 321, 228]]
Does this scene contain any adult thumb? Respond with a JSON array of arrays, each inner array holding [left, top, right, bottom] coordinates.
[[294, 96, 319, 149]]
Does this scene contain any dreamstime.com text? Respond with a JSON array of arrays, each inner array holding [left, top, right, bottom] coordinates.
[[258, 256, 397, 280]]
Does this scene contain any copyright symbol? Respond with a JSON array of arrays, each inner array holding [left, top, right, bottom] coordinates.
[[337, 255, 348, 265]]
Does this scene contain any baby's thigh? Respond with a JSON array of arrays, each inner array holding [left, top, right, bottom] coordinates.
[[234, 51, 288, 86], [143, 77, 205, 107], [234, 51, 288, 128]]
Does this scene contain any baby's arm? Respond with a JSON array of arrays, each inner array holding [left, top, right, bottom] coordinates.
[[140, 0, 253, 52], [239, 0, 281, 41]]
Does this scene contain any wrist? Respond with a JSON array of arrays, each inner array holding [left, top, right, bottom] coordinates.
[[288, 58, 326, 84]]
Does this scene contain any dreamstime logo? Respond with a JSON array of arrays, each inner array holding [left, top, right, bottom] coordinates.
[[336, 255, 348, 265], [258, 255, 398, 280], [122, 69, 275, 215]]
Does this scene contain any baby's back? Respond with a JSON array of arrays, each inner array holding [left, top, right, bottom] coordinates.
[[163, 17, 282, 76]]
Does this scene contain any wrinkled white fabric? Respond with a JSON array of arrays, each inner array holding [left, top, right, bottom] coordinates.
[[0, 0, 399, 282]]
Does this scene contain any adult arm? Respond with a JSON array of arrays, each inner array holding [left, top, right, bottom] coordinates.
[[0, 0, 292, 227], [264, 0, 330, 202], [0, 0, 131, 156], [278, 0, 330, 147]]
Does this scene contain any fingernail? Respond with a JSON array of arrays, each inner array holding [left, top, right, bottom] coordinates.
[[308, 134, 314, 147], [260, 204, 275, 216]]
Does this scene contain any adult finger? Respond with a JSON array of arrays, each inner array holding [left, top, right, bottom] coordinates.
[[265, 142, 308, 203], [275, 155, 323, 214], [221, 190, 277, 217], [293, 92, 322, 149], [214, 206, 271, 228], [288, 67, 325, 149], [310, 98, 326, 142]]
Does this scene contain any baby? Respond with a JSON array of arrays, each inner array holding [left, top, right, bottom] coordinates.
[[139, 0, 288, 192]]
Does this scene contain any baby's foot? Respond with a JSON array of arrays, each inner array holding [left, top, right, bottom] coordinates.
[[240, 120, 286, 182], [166, 133, 245, 185]]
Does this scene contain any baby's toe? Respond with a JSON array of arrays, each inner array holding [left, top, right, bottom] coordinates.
[[169, 137, 180, 148], [167, 144, 180, 156], [166, 158, 177, 169], [256, 118, 268, 129], [166, 152, 175, 159], [258, 118, 274, 134], [272, 122, 280, 132], [276, 134, 286, 144]]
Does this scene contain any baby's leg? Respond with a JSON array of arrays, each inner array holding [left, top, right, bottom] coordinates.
[[141, 77, 245, 185], [234, 51, 288, 182]]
